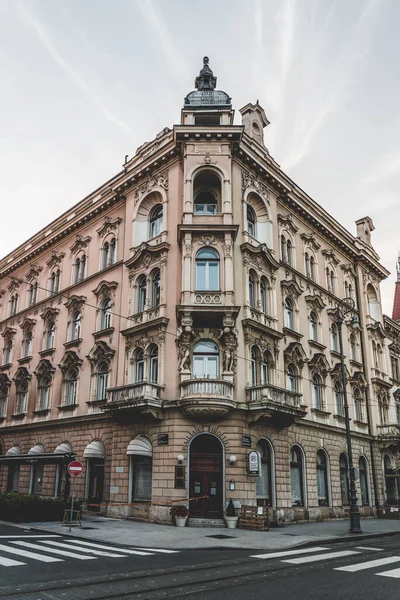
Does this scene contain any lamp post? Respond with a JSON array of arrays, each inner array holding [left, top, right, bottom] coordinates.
[[335, 297, 362, 533]]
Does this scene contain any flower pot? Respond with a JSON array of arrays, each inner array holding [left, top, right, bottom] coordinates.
[[175, 516, 187, 527], [225, 516, 238, 529]]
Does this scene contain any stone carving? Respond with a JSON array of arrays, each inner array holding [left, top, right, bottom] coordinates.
[[199, 234, 216, 246], [321, 248, 340, 266], [177, 326, 194, 371], [195, 293, 221, 305], [70, 235, 91, 254], [241, 169, 270, 203], [300, 233, 321, 252], [134, 171, 169, 203], [96, 217, 122, 237], [277, 213, 299, 235], [7, 278, 20, 293], [218, 327, 239, 373], [25, 264, 43, 282], [46, 252, 65, 269]]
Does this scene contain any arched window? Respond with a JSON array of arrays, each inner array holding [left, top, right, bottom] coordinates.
[[3, 339, 12, 364], [74, 257, 81, 283], [256, 440, 273, 506], [10, 294, 19, 316], [195, 248, 219, 291], [102, 241, 110, 269], [310, 256, 315, 281], [249, 273, 255, 308], [15, 380, 28, 415], [74, 255, 86, 283], [110, 237, 116, 264], [102, 238, 117, 269], [367, 284, 380, 320], [317, 450, 329, 506], [354, 389, 363, 422], [65, 368, 78, 406], [312, 374, 322, 410], [359, 456, 369, 506], [193, 340, 219, 378], [281, 235, 286, 262], [151, 270, 160, 308], [290, 446, 304, 507], [247, 205, 256, 237], [100, 298, 112, 330], [251, 346, 259, 386], [149, 345, 158, 383], [96, 362, 109, 401], [38, 375, 51, 411], [71, 311, 81, 341], [149, 204, 163, 238], [46, 322, 55, 350], [28, 282, 38, 307], [286, 239, 293, 266], [340, 453, 350, 505], [194, 190, 217, 215], [331, 324, 338, 352], [0, 383, 8, 418], [24, 331, 33, 357], [305, 253, 310, 277], [137, 275, 147, 312], [260, 278, 267, 314], [309, 311, 318, 341], [334, 381, 343, 416], [135, 349, 145, 383], [384, 454, 397, 505], [287, 364, 297, 392], [326, 267, 331, 291], [349, 333, 356, 360], [345, 281, 349, 298], [262, 351, 270, 384], [50, 270, 60, 295], [330, 271, 335, 293], [284, 297, 294, 329]]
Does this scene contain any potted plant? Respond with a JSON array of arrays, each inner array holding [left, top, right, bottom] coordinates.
[[225, 499, 238, 529], [170, 504, 189, 527]]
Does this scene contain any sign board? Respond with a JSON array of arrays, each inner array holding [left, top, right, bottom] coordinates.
[[158, 434, 169, 445], [242, 435, 252, 448], [248, 451, 260, 477], [67, 460, 83, 477]]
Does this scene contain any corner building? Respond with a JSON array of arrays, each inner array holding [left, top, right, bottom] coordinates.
[[0, 58, 396, 523]]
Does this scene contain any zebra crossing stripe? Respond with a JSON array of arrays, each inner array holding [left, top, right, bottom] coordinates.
[[36, 540, 128, 558], [67, 540, 154, 555], [11, 541, 97, 560], [127, 547, 180, 554], [283, 550, 360, 564], [0, 535, 60, 539], [377, 567, 400, 579], [355, 547, 383, 551], [251, 547, 330, 559], [0, 556, 25, 567], [335, 556, 400, 572], [0, 542, 62, 563]]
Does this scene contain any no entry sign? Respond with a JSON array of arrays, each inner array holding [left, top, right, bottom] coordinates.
[[67, 460, 83, 477]]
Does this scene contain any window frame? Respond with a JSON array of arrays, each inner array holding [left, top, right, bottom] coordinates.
[[195, 248, 220, 291]]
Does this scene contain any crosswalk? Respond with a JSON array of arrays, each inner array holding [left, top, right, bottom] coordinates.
[[0, 535, 179, 568], [251, 544, 400, 579]]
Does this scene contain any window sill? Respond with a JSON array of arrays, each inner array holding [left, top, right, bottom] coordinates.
[[57, 403, 78, 411], [311, 408, 331, 417], [333, 414, 346, 422], [18, 356, 33, 365], [39, 348, 56, 357], [10, 413, 27, 420], [308, 340, 327, 351], [0, 363, 12, 372], [282, 327, 303, 340], [86, 398, 107, 406], [64, 338, 82, 348], [32, 408, 51, 416], [330, 350, 342, 359], [353, 419, 368, 427], [93, 327, 115, 340], [350, 359, 363, 368], [0, 416, 6, 423]]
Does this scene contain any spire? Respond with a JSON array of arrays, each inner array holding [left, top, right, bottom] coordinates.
[[195, 57, 217, 91], [392, 254, 400, 322], [184, 56, 231, 109]]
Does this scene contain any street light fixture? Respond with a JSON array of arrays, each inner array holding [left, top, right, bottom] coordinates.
[[334, 297, 362, 533]]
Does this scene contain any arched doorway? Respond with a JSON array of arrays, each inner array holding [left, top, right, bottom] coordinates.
[[189, 434, 223, 518]]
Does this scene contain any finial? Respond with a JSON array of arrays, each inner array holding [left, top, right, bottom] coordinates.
[[203, 56, 209, 66], [195, 56, 217, 91]]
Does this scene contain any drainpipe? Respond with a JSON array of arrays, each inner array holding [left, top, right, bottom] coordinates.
[[354, 263, 380, 510]]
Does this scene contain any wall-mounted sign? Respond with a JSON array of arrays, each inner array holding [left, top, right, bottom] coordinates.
[[242, 435, 252, 448], [158, 434, 169, 445], [248, 451, 260, 477]]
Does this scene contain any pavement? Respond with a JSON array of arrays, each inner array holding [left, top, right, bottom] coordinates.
[[2, 513, 400, 551]]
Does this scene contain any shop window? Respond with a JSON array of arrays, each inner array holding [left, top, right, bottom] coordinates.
[[317, 450, 329, 506], [256, 439, 273, 506], [290, 446, 304, 507], [131, 456, 153, 501], [340, 453, 350, 505], [359, 456, 369, 506]]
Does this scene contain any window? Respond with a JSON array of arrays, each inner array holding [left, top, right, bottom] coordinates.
[[286, 239, 292, 266], [287, 364, 297, 392], [359, 457, 369, 506], [379, 396, 389, 425], [10, 294, 18, 316], [38, 376, 51, 411], [3, 339, 12, 364], [74, 255, 86, 283], [15, 380, 28, 414], [137, 275, 147, 312], [193, 340, 219, 378], [317, 450, 329, 506], [46, 322, 55, 350], [262, 351, 270, 384], [102, 238, 116, 269], [312, 374, 323, 410], [251, 346, 259, 386], [310, 256, 315, 281], [340, 453, 350, 505], [65, 368, 78, 406], [102, 241, 110, 269], [28, 282, 38, 306], [326, 268, 335, 292], [334, 381, 343, 416], [50, 270, 60, 295], [290, 446, 304, 507], [281, 235, 286, 262], [384, 454, 397, 505], [309, 311, 318, 341], [135, 349, 145, 383], [96, 362, 108, 401], [194, 190, 217, 215], [249, 273, 255, 308], [284, 297, 294, 329], [100, 299, 112, 330], [149, 345, 158, 383], [7, 464, 19, 492], [367, 284, 380, 320], [331, 324, 338, 352], [247, 205, 256, 237], [151, 270, 160, 308], [131, 456, 152, 501], [391, 357, 399, 383], [354, 389, 363, 422], [71, 311, 81, 340], [31, 464, 44, 495], [396, 402, 400, 425], [0, 384, 8, 418], [24, 331, 33, 357], [149, 204, 163, 238], [256, 440, 273, 505], [260, 278, 267, 314], [305, 253, 310, 277], [349, 334, 356, 360], [195, 248, 219, 291]]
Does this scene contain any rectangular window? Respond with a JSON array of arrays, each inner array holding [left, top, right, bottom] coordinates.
[[31, 464, 44, 494], [174, 466, 185, 489], [131, 457, 152, 501], [7, 465, 20, 492]]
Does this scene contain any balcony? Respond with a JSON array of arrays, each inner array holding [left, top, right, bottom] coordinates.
[[103, 382, 164, 423], [377, 424, 400, 443], [178, 378, 235, 421], [246, 383, 307, 428]]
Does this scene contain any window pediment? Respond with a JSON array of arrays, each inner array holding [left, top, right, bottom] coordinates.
[[25, 264, 42, 282], [13, 366, 31, 383], [126, 241, 170, 272], [284, 342, 307, 367], [278, 213, 298, 236], [19, 317, 36, 332], [59, 350, 83, 374], [96, 216, 122, 237], [87, 341, 115, 367], [281, 278, 303, 299], [34, 359, 55, 379], [300, 233, 321, 252], [349, 370, 367, 388], [367, 321, 386, 341], [64, 295, 86, 314], [0, 373, 11, 389], [305, 294, 326, 312], [92, 280, 118, 300], [46, 251, 65, 269], [241, 169, 270, 204], [331, 361, 351, 381], [321, 248, 340, 266], [7, 278, 20, 293], [40, 306, 59, 323], [1, 326, 17, 339], [308, 352, 330, 376], [241, 242, 280, 272], [70, 235, 91, 254], [133, 171, 169, 205], [341, 263, 356, 277]]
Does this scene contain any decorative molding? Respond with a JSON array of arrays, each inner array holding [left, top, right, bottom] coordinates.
[[241, 242, 280, 273], [7, 278, 20, 293], [300, 233, 321, 252], [13, 366, 32, 383], [70, 235, 91, 254], [322, 248, 340, 266], [92, 280, 118, 301], [349, 370, 367, 389], [40, 306, 60, 323], [218, 327, 239, 373], [87, 340, 115, 367], [278, 213, 299, 236], [1, 326, 17, 339], [19, 317, 36, 331], [284, 342, 307, 367], [25, 264, 42, 282], [134, 170, 169, 204], [126, 241, 170, 272], [241, 169, 270, 204], [340, 263, 356, 276], [96, 216, 122, 238], [46, 251, 65, 269], [64, 295, 86, 314], [176, 325, 195, 371], [281, 278, 304, 299], [34, 359, 56, 379], [308, 352, 330, 376], [305, 294, 326, 312], [59, 350, 83, 374]]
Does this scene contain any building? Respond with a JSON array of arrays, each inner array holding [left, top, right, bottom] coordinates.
[[0, 57, 397, 523]]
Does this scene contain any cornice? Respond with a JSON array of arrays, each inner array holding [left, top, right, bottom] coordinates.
[[0, 412, 111, 434], [177, 223, 239, 243]]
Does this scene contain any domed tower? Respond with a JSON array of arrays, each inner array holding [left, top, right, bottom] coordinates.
[[392, 255, 400, 322]]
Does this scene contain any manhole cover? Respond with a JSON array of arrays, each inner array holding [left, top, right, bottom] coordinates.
[[206, 534, 236, 539]]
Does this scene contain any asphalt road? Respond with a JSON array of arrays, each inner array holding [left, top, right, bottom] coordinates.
[[0, 525, 399, 599]]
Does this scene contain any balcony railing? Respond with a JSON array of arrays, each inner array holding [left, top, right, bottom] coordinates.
[[246, 383, 302, 408], [178, 378, 235, 421], [128, 305, 164, 327], [180, 378, 234, 399], [107, 382, 162, 404], [242, 305, 275, 328], [377, 424, 400, 439]]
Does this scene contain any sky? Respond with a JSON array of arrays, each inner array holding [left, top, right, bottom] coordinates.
[[0, 0, 399, 314]]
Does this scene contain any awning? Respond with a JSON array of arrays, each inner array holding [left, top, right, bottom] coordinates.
[[84, 440, 105, 459], [0, 452, 75, 466], [28, 444, 45, 455], [6, 445, 21, 456], [127, 435, 153, 457], [54, 442, 72, 454]]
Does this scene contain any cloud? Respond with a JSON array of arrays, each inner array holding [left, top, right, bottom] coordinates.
[[363, 151, 400, 184], [17, 2, 132, 135]]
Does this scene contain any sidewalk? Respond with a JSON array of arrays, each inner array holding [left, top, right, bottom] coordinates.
[[6, 514, 400, 551]]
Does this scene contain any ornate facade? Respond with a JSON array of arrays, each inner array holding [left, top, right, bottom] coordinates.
[[0, 57, 398, 523]]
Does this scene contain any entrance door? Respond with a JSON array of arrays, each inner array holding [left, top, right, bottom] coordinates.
[[87, 459, 104, 512], [189, 434, 223, 518]]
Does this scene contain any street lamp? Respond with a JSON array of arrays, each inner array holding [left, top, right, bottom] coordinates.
[[334, 297, 362, 533]]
